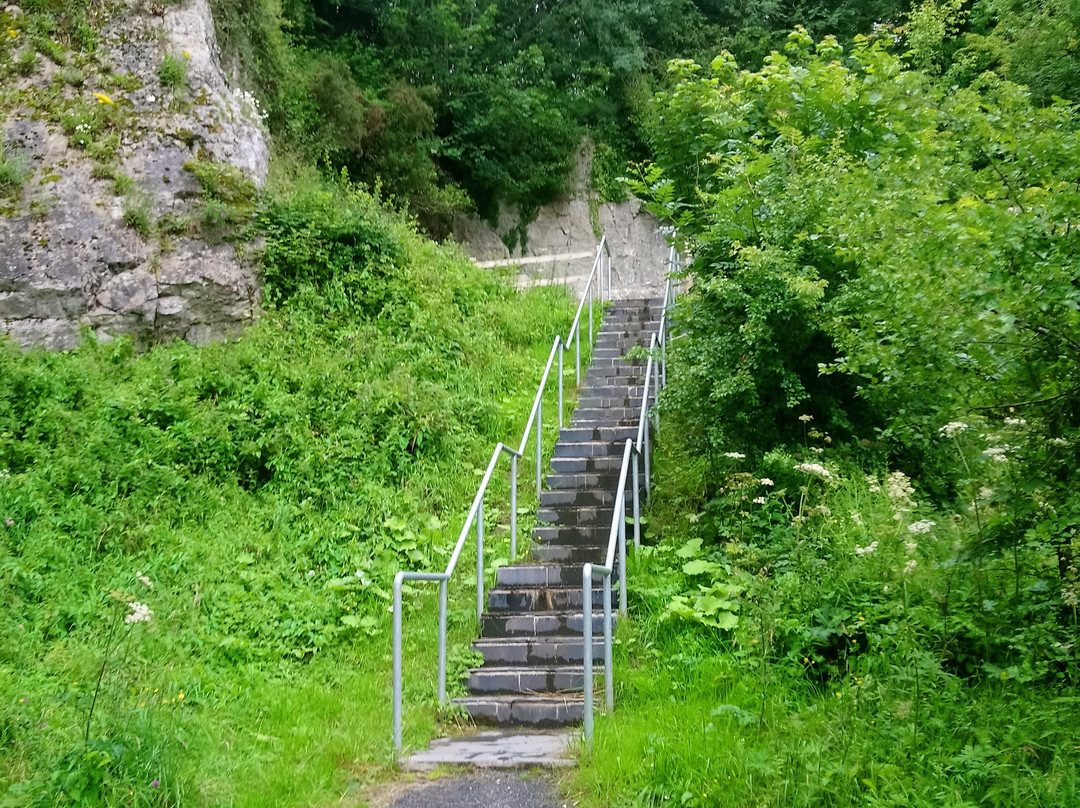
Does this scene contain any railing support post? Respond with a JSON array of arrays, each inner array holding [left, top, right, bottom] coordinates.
[[392, 572, 404, 753], [619, 492, 627, 617], [558, 345, 564, 428], [437, 580, 447, 703], [583, 564, 595, 752], [575, 324, 581, 385], [476, 496, 484, 622], [645, 424, 652, 505], [510, 454, 518, 559], [604, 576, 613, 710], [536, 399, 543, 498], [633, 452, 641, 551]]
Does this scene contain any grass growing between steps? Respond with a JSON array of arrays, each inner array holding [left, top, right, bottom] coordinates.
[[570, 433, 1080, 808], [0, 167, 597, 806]]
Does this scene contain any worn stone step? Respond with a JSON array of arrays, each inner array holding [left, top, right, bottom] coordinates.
[[553, 440, 625, 459], [576, 396, 636, 410], [544, 472, 636, 491], [550, 454, 629, 473], [578, 383, 646, 399], [496, 563, 598, 587], [472, 636, 602, 666], [530, 543, 608, 563], [452, 695, 584, 728], [540, 488, 619, 508], [466, 666, 589, 695], [487, 586, 604, 612], [588, 356, 646, 367], [536, 505, 616, 526], [531, 524, 609, 544], [569, 406, 640, 422], [559, 426, 638, 442], [481, 611, 616, 638], [584, 366, 647, 381]]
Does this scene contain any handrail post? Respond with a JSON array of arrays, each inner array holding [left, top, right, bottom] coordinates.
[[392, 572, 404, 753], [632, 451, 641, 551], [558, 345, 564, 428], [583, 564, 595, 752], [604, 575, 613, 710], [536, 398, 543, 498], [619, 490, 627, 616], [645, 422, 652, 505], [576, 325, 581, 384], [510, 453, 518, 559], [476, 495, 484, 622], [437, 580, 448, 703]]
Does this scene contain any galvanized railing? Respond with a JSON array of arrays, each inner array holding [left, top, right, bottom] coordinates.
[[392, 237, 613, 752], [582, 246, 681, 751]]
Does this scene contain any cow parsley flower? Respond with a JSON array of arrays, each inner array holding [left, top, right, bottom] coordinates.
[[939, 422, 969, 437], [760, 478, 774, 486], [908, 519, 936, 534], [136, 572, 152, 588], [752, 496, 766, 505], [855, 541, 878, 557], [983, 447, 1009, 463], [903, 559, 918, 575], [125, 602, 153, 624], [799, 414, 813, 423], [723, 452, 746, 459], [794, 463, 830, 478]]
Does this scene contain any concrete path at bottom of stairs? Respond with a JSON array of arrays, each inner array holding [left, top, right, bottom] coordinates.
[[401, 729, 577, 771], [385, 771, 575, 808]]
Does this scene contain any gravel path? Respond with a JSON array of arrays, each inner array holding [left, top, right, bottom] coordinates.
[[386, 772, 569, 808]]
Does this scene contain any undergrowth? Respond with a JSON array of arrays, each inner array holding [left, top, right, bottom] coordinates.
[[572, 424, 1080, 808], [0, 165, 580, 806]]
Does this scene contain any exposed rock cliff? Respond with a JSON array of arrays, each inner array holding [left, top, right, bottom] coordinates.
[[0, 0, 268, 349]]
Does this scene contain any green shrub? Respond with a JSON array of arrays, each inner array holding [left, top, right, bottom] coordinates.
[[158, 52, 186, 89]]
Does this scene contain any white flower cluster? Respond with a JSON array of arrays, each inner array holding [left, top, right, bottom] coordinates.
[[723, 452, 746, 459], [125, 602, 153, 624], [908, 519, 936, 535], [235, 89, 269, 123], [983, 446, 1009, 463], [903, 559, 918, 575], [905, 540, 918, 555], [799, 414, 813, 423], [886, 471, 915, 505], [939, 422, 969, 438], [136, 571, 152, 588], [760, 478, 774, 486], [752, 496, 766, 505], [794, 462, 831, 478], [855, 541, 878, 556], [1003, 417, 1027, 427]]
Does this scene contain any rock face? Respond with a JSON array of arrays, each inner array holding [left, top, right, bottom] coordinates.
[[452, 142, 673, 300], [0, 0, 267, 350]]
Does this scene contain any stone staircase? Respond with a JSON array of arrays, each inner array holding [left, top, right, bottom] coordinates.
[[452, 298, 663, 727]]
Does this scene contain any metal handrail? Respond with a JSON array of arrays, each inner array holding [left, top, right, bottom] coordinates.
[[391, 237, 611, 753], [582, 250, 681, 751]]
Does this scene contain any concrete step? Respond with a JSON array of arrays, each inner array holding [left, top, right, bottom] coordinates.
[[544, 472, 636, 493], [569, 406, 640, 422], [584, 365, 647, 380], [487, 586, 605, 612], [452, 695, 584, 728], [481, 611, 616, 638], [537, 505, 615, 526], [540, 488, 619, 508], [577, 396, 636, 409], [550, 454, 629, 473], [530, 543, 608, 563], [588, 356, 646, 367], [496, 563, 598, 588], [558, 426, 637, 442], [473, 636, 602, 666], [466, 666, 589, 695], [553, 440, 625, 459], [532, 524, 610, 544]]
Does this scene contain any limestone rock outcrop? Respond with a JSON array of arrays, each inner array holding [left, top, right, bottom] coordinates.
[[0, 0, 267, 349]]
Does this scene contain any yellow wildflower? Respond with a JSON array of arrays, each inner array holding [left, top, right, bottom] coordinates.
[[7, 28, 17, 39], [182, 50, 192, 59], [178, 692, 185, 700], [93, 92, 115, 105]]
